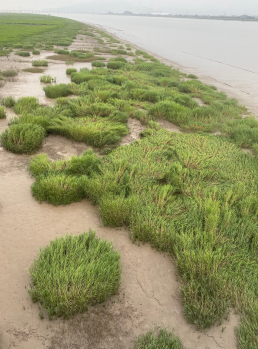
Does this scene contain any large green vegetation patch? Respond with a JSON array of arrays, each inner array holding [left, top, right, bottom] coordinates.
[[28, 230, 121, 319], [0, 14, 80, 49], [29, 128, 258, 347]]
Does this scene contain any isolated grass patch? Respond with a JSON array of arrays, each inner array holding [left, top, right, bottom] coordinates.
[[16, 51, 30, 57], [1, 69, 18, 77], [0, 106, 6, 119], [40, 75, 52, 83], [1, 96, 15, 108], [43, 84, 72, 98], [66, 68, 77, 75], [32, 60, 48, 67], [28, 230, 121, 319], [134, 328, 185, 349], [1, 123, 45, 154], [14, 97, 39, 114], [32, 50, 40, 55]]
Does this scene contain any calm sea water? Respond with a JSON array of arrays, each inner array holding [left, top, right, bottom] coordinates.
[[60, 14, 258, 107]]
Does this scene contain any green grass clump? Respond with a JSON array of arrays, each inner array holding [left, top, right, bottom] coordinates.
[[1, 123, 45, 154], [111, 49, 127, 55], [40, 75, 52, 83], [54, 49, 69, 55], [43, 84, 72, 98], [66, 68, 77, 75], [0, 106, 6, 119], [28, 230, 121, 319], [16, 51, 30, 57], [32, 49, 40, 55], [31, 173, 87, 205], [188, 74, 198, 79], [107, 61, 125, 70], [92, 60, 106, 68], [14, 97, 39, 114], [32, 60, 48, 67], [1, 96, 15, 108], [1, 69, 18, 77], [134, 329, 185, 349]]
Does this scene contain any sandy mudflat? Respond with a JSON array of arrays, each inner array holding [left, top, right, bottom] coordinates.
[[0, 29, 240, 349]]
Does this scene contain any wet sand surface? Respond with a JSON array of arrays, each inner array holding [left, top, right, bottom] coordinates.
[[0, 29, 240, 349]]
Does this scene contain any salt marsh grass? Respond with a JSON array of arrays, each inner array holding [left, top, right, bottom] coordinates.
[[32, 60, 48, 67], [43, 84, 72, 98], [28, 230, 121, 319], [14, 97, 39, 114], [40, 75, 52, 83], [0, 106, 6, 119], [134, 328, 185, 349], [1, 96, 15, 108]]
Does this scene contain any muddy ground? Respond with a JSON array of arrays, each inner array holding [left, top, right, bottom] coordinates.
[[0, 29, 240, 349]]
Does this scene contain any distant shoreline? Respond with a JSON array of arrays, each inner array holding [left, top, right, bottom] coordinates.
[[104, 13, 258, 22]]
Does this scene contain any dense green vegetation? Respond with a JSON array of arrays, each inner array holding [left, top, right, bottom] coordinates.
[[0, 106, 6, 119], [0, 14, 80, 50], [28, 230, 121, 319], [1, 14, 258, 348]]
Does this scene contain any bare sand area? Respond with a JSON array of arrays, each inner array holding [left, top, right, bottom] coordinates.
[[0, 29, 240, 349]]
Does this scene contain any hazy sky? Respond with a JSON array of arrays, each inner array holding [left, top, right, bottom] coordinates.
[[1, 0, 258, 15]]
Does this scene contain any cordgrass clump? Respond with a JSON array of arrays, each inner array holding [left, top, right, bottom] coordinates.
[[40, 75, 52, 83], [1, 96, 15, 108], [43, 84, 72, 98], [1, 69, 18, 77], [32, 60, 48, 67], [134, 328, 185, 349], [32, 50, 40, 55], [1, 124, 45, 154], [16, 51, 30, 57], [66, 68, 77, 75], [14, 97, 39, 114], [28, 230, 121, 319], [0, 106, 7, 119]]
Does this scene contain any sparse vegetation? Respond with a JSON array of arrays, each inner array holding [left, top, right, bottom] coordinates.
[[23, 67, 45, 73], [28, 230, 121, 319], [0, 69, 18, 77]]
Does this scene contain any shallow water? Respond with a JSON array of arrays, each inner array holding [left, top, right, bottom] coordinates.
[[60, 14, 258, 113]]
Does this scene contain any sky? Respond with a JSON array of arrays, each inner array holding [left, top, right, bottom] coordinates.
[[1, 0, 258, 16]]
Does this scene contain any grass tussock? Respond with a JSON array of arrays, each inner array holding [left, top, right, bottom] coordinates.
[[92, 60, 106, 68], [66, 68, 77, 75], [28, 230, 121, 319], [40, 75, 53, 83], [32, 60, 48, 67], [1, 69, 18, 77], [1, 96, 15, 108], [43, 84, 72, 98], [16, 51, 30, 57], [134, 328, 185, 349], [1, 123, 45, 154], [14, 97, 39, 114]]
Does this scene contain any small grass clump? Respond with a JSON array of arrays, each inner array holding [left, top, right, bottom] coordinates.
[[40, 75, 53, 83], [16, 51, 30, 57], [43, 84, 72, 98], [54, 49, 69, 55], [66, 68, 77, 75], [14, 97, 39, 114], [28, 230, 121, 319], [32, 60, 48, 67], [110, 57, 128, 63], [32, 50, 40, 55], [92, 60, 105, 68], [0, 106, 7, 119], [1, 96, 15, 108], [1, 124, 45, 154], [1, 69, 18, 77], [134, 329, 185, 349]]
